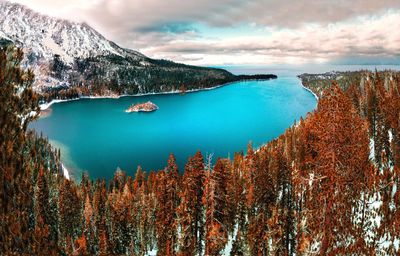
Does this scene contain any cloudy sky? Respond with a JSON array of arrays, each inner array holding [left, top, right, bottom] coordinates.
[[9, 0, 400, 66]]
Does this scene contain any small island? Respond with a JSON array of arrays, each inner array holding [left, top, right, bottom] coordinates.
[[125, 101, 158, 113]]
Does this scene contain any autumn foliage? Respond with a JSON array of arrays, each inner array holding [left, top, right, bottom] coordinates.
[[1, 47, 399, 255]]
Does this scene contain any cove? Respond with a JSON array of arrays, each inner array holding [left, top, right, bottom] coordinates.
[[30, 77, 316, 180]]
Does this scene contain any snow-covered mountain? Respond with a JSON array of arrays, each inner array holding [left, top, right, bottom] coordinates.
[[0, 1, 235, 94], [0, 2, 145, 62]]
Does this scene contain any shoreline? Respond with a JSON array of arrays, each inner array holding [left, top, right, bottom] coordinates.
[[296, 77, 319, 101], [39, 77, 315, 112], [39, 81, 240, 111], [253, 77, 319, 155], [39, 76, 314, 181], [39, 81, 236, 181], [301, 84, 319, 101]]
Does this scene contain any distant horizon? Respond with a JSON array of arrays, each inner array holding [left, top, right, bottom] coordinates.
[[209, 64, 400, 76], [5, 0, 400, 66], [209, 63, 400, 68]]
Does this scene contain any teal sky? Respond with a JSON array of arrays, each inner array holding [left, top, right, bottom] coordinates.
[[8, 0, 400, 66]]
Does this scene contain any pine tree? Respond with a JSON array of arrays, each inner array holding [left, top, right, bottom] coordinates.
[[36, 167, 50, 230], [247, 150, 277, 255], [204, 159, 229, 255], [156, 154, 180, 255], [33, 167, 60, 253], [59, 179, 82, 250], [107, 180, 132, 255], [177, 151, 205, 255], [191, 151, 206, 254], [93, 180, 108, 254], [82, 193, 96, 254], [178, 156, 197, 254], [228, 152, 247, 233], [272, 139, 295, 255], [98, 218, 109, 256]]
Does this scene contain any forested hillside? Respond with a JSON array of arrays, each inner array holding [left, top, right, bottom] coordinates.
[[1, 47, 399, 255]]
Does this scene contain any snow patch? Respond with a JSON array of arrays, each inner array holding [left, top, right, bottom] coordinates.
[[61, 163, 70, 180], [145, 249, 157, 256], [43, 33, 73, 63], [369, 138, 375, 162], [39, 98, 81, 110], [0, 30, 12, 41]]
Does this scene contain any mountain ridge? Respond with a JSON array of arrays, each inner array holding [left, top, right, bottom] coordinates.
[[0, 1, 276, 100]]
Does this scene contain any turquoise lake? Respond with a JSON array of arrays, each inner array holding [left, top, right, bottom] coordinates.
[[29, 64, 400, 180], [31, 74, 317, 180]]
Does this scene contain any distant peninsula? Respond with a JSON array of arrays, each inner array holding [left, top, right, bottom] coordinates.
[[234, 74, 278, 80], [125, 101, 159, 113]]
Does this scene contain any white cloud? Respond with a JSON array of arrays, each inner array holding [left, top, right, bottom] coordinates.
[[139, 11, 400, 65], [7, 0, 400, 65]]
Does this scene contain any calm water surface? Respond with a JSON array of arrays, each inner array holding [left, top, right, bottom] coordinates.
[[31, 72, 318, 180]]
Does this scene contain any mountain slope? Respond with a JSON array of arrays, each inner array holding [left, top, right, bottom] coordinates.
[[0, 2, 243, 96]]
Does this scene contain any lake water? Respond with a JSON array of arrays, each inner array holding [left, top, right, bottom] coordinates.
[[33, 64, 397, 181]]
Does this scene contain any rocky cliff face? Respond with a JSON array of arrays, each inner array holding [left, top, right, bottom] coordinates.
[[0, 2, 235, 95]]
